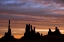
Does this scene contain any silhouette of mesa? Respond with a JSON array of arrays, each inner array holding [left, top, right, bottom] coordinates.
[[0, 20, 64, 41]]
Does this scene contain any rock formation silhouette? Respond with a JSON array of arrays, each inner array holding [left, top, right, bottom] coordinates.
[[48, 27, 61, 35], [0, 20, 64, 42], [21, 24, 42, 40], [0, 20, 15, 41]]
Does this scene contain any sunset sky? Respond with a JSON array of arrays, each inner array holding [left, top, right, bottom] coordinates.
[[0, 0, 64, 39]]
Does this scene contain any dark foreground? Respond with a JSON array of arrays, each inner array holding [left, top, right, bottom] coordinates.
[[0, 40, 64, 42]]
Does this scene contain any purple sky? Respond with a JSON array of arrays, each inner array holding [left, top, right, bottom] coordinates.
[[0, 0, 64, 38]]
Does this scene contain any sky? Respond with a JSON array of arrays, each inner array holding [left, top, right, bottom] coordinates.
[[0, 0, 64, 39]]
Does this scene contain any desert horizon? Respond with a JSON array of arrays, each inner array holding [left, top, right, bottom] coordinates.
[[0, 20, 64, 39]]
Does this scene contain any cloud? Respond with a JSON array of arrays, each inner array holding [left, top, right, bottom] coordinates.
[[39, 0, 64, 4], [0, 0, 64, 38], [0, 0, 64, 14], [0, 0, 64, 28], [0, 0, 64, 22]]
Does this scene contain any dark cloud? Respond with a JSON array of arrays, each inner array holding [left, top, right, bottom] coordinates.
[[36, 0, 64, 4], [53, 0, 64, 4]]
